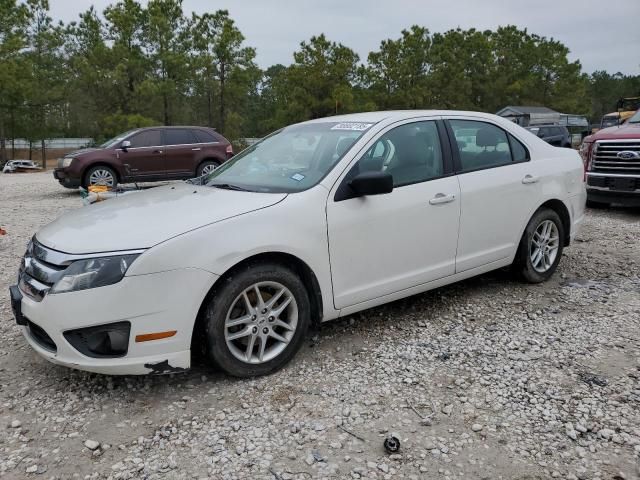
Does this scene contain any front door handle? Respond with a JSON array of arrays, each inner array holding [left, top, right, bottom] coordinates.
[[192, 147, 201, 151], [429, 193, 456, 205], [152, 149, 163, 154], [522, 175, 539, 184]]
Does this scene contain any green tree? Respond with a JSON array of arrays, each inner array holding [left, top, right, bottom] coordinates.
[[0, 0, 29, 161], [23, 0, 66, 164], [103, 0, 149, 116], [364, 26, 432, 109], [284, 34, 359, 122], [192, 10, 256, 135], [143, 0, 191, 125]]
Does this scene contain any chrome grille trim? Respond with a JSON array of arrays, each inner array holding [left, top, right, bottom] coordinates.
[[592, 140, 640, 174], [23, 256, 65, 285]]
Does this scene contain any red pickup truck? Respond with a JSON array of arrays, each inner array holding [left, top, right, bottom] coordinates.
[[580, 109, 640, 207]]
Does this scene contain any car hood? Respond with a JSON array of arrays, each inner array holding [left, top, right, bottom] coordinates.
[[586, 122, 640, 142], [36, 183, 287, 254], [65, 147, 104, 158]]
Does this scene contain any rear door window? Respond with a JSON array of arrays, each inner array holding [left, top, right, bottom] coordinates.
[[449, 120, 512, 172], [164, 129, 198, 146]]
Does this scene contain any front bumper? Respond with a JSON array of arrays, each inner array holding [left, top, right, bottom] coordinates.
[[14, 268, 218, 375], [53, 169, 81, 188], [586, 173, 640, 206]]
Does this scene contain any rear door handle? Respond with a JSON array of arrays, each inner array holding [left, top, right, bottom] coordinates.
[[429, 193, 456, 205], [522, 175, 539, 184], [152, 149, 163, 154], [192, 147, 201, 151]]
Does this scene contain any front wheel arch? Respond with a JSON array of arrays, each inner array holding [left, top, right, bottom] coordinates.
[[82, 163, 121, 187], [190, 252, 323, 358]]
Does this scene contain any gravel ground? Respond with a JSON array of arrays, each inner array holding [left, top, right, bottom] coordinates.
[[1, 172, 639, 480]]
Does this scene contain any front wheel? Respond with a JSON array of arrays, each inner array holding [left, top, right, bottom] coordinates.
[[513, 208, 565, 283], [202, 263, 311, 377], [84, 165, 117, 189]]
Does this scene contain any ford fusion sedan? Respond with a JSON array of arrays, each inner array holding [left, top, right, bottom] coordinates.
[[10, 111, 586, 377], [53, 126, 233, 189]]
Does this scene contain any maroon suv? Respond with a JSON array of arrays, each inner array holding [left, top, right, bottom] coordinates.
[[54, 126, 233, 188]]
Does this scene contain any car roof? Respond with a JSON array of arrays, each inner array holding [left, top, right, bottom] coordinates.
[[141, 126, 215, 130], [300, 110, 507, 125]]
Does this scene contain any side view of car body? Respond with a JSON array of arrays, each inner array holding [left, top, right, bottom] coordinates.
[[53, 126, 233, 188], [11, 110, 586, 377], [525, 125, 571, 147]]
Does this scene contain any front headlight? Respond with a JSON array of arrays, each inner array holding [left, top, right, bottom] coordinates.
[[51, 254, 139, 294], [62, 157, 74, 168]]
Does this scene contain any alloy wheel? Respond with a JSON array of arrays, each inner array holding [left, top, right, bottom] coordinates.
[[224, 281, 298, 364], [201, 163, 218, 175], [89, 169, 115, 187], [529, 219, 560, 273]]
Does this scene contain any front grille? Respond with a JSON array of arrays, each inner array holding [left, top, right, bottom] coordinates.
[[592, 140, 640, 175], [18, 239, 70, 302], [27, 320, 57, 352]]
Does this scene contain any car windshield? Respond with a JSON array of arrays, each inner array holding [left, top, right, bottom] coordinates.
[[627, 110, 640, 124], [204, 121, 374, 193], [100, 129, 138, 148], [601, 116, 619, 128]]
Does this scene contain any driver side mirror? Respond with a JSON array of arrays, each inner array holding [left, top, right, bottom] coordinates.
[[121, 140, 131, 151], [349, 171, 393, 197]]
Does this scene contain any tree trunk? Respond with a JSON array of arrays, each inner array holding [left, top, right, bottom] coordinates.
[[219, 63, 226, 133], [10, 108, 15, 158], [163, 93, 169, 125], [41, 139, 46, 169], [207, 88, 213, 127], [0, 116, 6, 163]]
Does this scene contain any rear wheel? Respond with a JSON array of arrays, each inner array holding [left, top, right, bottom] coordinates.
[[84, 165, 117, 189], [514, 208, 565, 283], [202, 262, 310, 377], [197, 160, 220, 177]]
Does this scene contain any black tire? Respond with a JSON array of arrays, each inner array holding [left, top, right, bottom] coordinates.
[[83, 165, 118, 189], [196, 160, 220, 177], [513, 208, 565, 284], [202, 262, 311, 377], [586, 199, 609, 209]]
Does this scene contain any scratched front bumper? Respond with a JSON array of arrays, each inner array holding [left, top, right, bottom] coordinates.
[[17, 268, 218, 375]]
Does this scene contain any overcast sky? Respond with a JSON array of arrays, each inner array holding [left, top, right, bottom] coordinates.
[[49, 0, 640, 75]]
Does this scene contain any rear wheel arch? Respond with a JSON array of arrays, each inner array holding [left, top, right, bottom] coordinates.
[[191, 252, 323, 356], [538, 199, 571, 247], [195, 157, 223, 176]]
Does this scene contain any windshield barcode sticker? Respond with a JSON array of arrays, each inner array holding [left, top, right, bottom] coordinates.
[[291, 173, 305, 181], [331, 123, 373, 131]]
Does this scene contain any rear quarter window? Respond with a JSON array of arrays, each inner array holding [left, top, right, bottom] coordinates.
[[193, 129, 222, 144]]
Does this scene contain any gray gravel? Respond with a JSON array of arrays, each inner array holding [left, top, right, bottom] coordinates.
[[1, 172, 639, 480]]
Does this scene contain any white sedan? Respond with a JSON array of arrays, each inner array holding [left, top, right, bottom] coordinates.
[[10, 111, 586, 376]]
